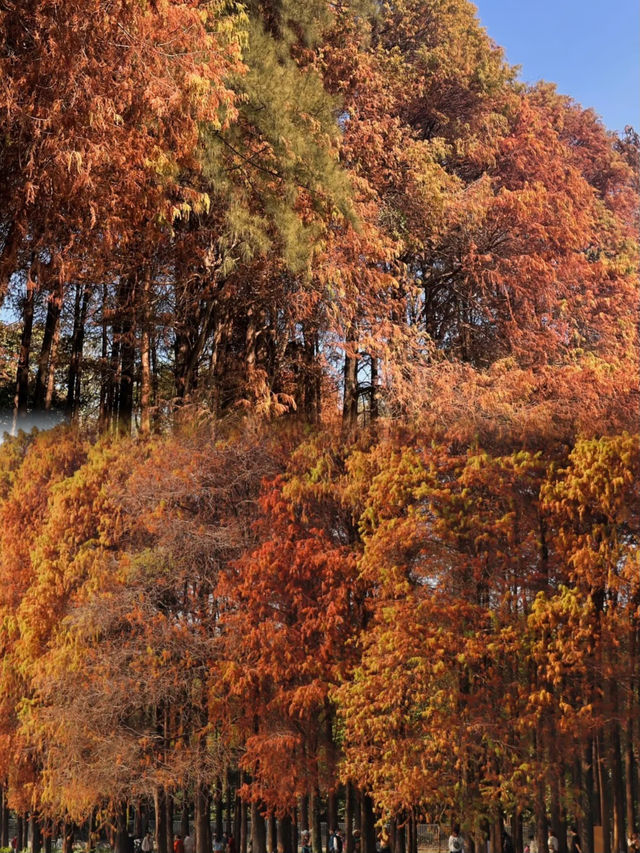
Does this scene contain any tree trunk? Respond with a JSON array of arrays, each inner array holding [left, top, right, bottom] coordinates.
[[44, 818, 53, 853], [139, 271, 152, 435], [117, 276, 136, 435], [31, 815, 42, 853], [267, 817, 277, 853], [195, 782, 211, 853], [301, 796, 310, 836], [311, 788, 322, 853], [624, 699, 637, 843], [597, 732, 612, 853], [239, 799, 247, 853], [224, 774, 232, 839], [156, 787, 169, 853], [13, 277, 35, 429], [166, 793, 174, 853], [17, 815, 24, 852], [0, 785, 8, 848], [234, 789, 242, 853], [328, 793, 338, 852], [395, 818, 405, 853], [215, 778, 224, 841], [181, 804, 190, 840], [44, 297, 61, 410], [88, 810, 97, 853], [342, 341, 358, 430], [609, 717, 626, 853], [114, 804, 128, 853], [33, 283, 62, 410], [345, 784, 354, 853], [579, 742, 595, 853], [134, 803, 144, 840], [65, 283, 89, 416], [107, 293, 122, 428], [369, 356, 379, 422], [251, 803, 266, 853], [280, 816, 293, 853], [361, 795, 376, 853]]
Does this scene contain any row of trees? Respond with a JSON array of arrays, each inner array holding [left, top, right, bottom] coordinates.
[[1, 0, 637, 433], [0, 418, 637, 853], [0, 1, 637, 853]]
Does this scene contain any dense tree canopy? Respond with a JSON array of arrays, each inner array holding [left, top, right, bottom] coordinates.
[[0, 2, 637, 853]]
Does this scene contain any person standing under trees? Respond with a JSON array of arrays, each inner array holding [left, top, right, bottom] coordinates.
[[142, 834, 153, 853], [174, 835, 185, 853], [449, 825, 465, 853], [568, 828, 582, 853], [503, 830, 515, 853], [302, 831, 312, 853], [547, 830, 559, 853]]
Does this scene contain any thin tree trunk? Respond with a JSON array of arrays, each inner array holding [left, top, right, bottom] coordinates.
[[13, 277, 35, 429], [328, 793, 338, 852], [45, 310, 60, 411], [609, 715, 626, 853], [251, 803, 266, 853], [342, 336, 358, 430], [31, 815, 42, 853], [66, 284, 89, 417], [166, 792, 174, 853], [140, 272, 152, 435], [624, 692, 637, 841], [117, 276, 136, 434], [181, 804, 190, 840], [233, 789, 242, 853], [311, 788, 322, 853], [395, 818, 405, 853], [280, 816, 293, 853], [0, 785, 7, 848], [224, 772, 232, 838], [156, 787, 169, 853], [361, 795, 376, 853], [266, 816, 277, 853], [195, 782, 211, 853], [240, 799, 247, 853], [88, 809, 97, 853], [98, 282, 110, 428], [345, 784, 354, 853], [114, 804, 128, 853], [44, 818, 53, 853], [33, 283, 62, 410], [597, 732, 612, 853], [579, 742, 595, 853], [215, 778, 224, 841], [369, 356, 379, 422], [63, 822, 75, 853]]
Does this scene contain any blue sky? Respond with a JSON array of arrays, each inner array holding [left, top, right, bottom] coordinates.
[[475, 0, 639, 133]]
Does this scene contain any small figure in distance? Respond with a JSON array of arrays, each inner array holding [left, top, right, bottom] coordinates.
[[568, 827, 582, 853], [449, 824, 464, 853], [301, 830, 312, 853], [547, 829, 559, 853], [174, 835, 185, 853], [627, 830, 640, 853], [503, 830, 514, 853], [184, 835, 194, 853], [142, 833, 153, 853]]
